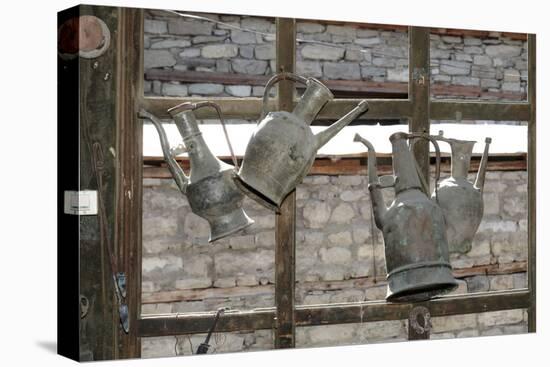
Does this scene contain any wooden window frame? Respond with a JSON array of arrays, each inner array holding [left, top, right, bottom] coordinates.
[[114, 8, 536, 357]]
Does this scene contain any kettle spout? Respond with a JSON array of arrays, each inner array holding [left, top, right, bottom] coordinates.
[[315, 100, 369, 150], [139, 109, 189, 194], [354, 133, 387, 230], [474, 137, 492, 192]]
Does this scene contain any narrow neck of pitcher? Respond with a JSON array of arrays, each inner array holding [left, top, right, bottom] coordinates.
[[450, 142, 475, 179], [292, 79, 334, 125], [391, 133, 423, 193]]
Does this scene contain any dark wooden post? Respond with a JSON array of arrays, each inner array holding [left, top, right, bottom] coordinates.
[[274, 17, 297, 349], [527, 34, 536, 333], [115, 7, 144, 358], [409, 27, 431, 182]]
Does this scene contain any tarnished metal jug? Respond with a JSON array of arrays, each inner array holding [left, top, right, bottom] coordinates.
[[234, 72, 369, 212], [429, 131, 492, 253], [139, 102, 253, 242], [354, 132, 457, 302]]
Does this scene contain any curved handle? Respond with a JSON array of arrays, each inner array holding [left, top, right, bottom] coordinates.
[[408, 133, 442, 201], [169, 101, 240, 170], [138, 109, 189, 194], [260, 72, 309, 121]]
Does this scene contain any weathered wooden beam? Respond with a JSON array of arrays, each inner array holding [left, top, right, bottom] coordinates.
[[143, 156, 527, 179], [274, 17, 297, 350], [430, 100, 530, 121], [141, 96, 411, 120], [409, 26, 431, 182], [141, 261, 527, 305], [115, 7, 143, 359], [137, 290, 530, 337], [527, 33, 536, 333]]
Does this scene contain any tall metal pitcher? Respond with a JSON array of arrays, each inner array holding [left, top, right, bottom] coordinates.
[[430, 131, 492, 253], [234, 72, 369, 212], [139, 102, 253, 242], [354, 132, 457, 302]]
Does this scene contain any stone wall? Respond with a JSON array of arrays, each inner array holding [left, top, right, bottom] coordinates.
[[141, 170, 528, 357], [143, 10, 527, 100], [140, 9, 529, 358]]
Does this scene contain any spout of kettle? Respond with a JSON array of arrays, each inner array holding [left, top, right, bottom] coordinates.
[[139, 109, 189, 194], [354, 133, 387, 230], [314, 100, 369, 150], [474, 137, 492, 192]]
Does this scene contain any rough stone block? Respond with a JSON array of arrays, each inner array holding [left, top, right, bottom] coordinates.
[[213, 277, 236, 288], [168, 20, 213, 36], [231, 59, 268, 74], [431, 314, 477, 333], [340, 190, 364, 202], [466, 275, 490, 293], [485, 45, 522, 58], [161, 83, 188, 97], [303, 201, 332, 228], [192, 35, 226, 44], [502, 81, 521, 92], [179, 48, 201, 58], [241, 17, 273, 32], [255, 231, 275, 248], [463, 46, 484, 55], [229, 235, 255, 250], [473, 55, 492, 66], [142, 255, 183, 274], [345, 49, 363, 61], [330, 203, 356, 223], [308, 324, 356, 346], [358, 320, 405, 340], [297, 22, 325, 34], [143, 214, 179, 238], [328, 231, 353, 246], [387, 68, 408, 82], [150, 39, 191, 49], [440, 60, 470, 75], [302, 44, 345, 60], [478, 309, 524, 327], [254, 44, 275, 60], [489, 274, 514, 291], [355, 37, 381, 46], [188, 83, 224, 95], [361, 66, 386, 78], [323, 62, 361, 80], [231, 30, 257, 44], [464, 37, 482, 46], [141, 337, 176, 358], [174, 277, 212, 289], [145, 19, 168, 34], [236, 274, 258, 286], [442, 36, 462, 44], [201, 44, 238, 58], [225, 85, 252, 97], [353, 228, 371, 245], [296, 60, 323, 77], [144, 50, 176, 69], [320, 247, 352, 264]]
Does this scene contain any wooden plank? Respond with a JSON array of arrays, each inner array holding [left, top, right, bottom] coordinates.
[[68, 5, 120, 361], [430, 100, 530, 121], [527, 34, 536, 333], [115, 7, 143, 359], [141, 96, 411, 120], [274, 17, 296, 350], [137, 290, 530, 336], [409, 27, 431, 182], [142, 156, 526, 179], [141, 261, 527, 305]]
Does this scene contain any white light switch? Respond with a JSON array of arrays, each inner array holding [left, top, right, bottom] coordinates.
[[64, 190, 98, 215]]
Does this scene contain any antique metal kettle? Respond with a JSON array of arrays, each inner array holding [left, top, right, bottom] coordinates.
[[354, 132, 457, 302], [139, 102, 253, 242], [428, 131, 492, 253], [234, 72, 369, 212]]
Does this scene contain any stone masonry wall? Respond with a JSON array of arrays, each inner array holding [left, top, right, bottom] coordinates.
[[141, 9, 529, 358], [141, 171, 528, 357], [143, 10, 527, 100]]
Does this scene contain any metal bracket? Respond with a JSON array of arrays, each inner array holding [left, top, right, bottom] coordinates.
[[413, 67, 428, 86], [408, 306, 431, 340]]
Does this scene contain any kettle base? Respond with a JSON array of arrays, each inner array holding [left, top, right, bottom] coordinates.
[[386, 262, 458, 303], [232, 172, 283, 213], [208, 208, 254, 243]]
